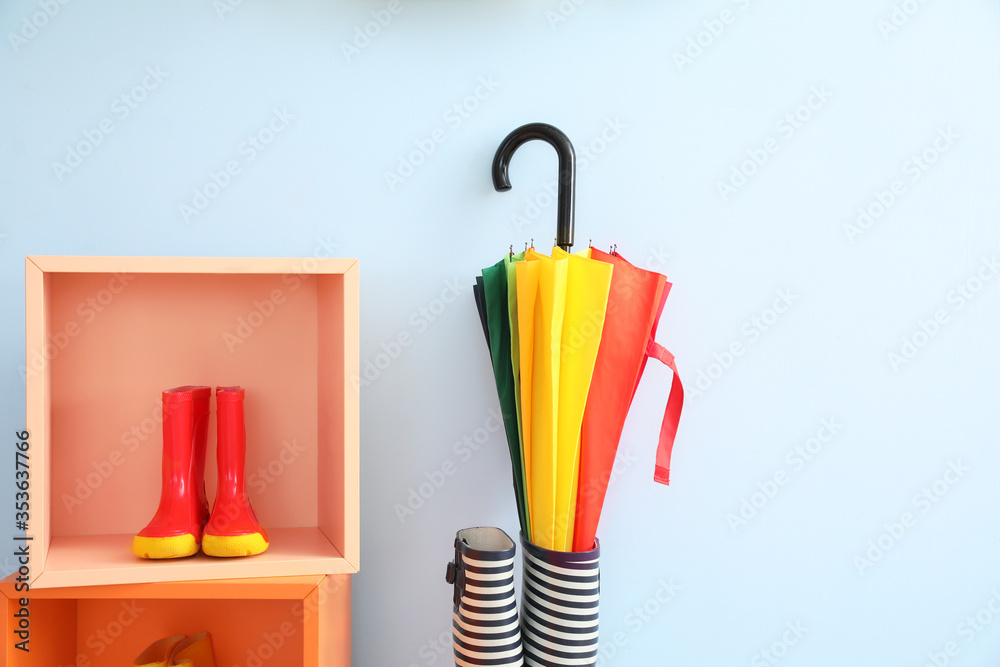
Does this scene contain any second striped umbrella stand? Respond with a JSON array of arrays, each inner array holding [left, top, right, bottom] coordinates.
[[520, 534, 600, 667]]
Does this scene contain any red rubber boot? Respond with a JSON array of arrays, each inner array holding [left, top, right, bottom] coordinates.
[[202, 386, 269, 557], [133, 386, 211, 559]]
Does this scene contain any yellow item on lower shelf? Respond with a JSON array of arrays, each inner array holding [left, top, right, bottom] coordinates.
[[134, 635, 186, 667], [171, 632, 216, 667]]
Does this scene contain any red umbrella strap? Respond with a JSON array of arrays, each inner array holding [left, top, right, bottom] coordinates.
[[646, 340, 684, 486]]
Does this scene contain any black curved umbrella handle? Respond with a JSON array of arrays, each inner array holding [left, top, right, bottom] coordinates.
[[492, 123, 576, 252]]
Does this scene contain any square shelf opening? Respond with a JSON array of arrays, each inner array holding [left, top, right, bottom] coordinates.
[[26, 257, 359, 588], [1, 575, 350, 667]]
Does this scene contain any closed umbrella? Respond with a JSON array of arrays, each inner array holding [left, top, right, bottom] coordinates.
[[484, 123, 685, 555], [489, 123, 607, 667]]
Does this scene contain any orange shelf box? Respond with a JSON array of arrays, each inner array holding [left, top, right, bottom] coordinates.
[[24, 256, 360, 588], [1, 574, 350, 666]]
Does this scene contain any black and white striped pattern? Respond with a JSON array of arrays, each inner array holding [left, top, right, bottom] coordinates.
[[449, 527, 525, 667], [520, 534, 600, 667]]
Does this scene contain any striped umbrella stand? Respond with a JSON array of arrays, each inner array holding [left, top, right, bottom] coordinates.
[[520, 533, 601, 667], [446, 527, 525, 667]]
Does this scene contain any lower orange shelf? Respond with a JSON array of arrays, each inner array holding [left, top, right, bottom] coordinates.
[[1, 575, 350, 667]]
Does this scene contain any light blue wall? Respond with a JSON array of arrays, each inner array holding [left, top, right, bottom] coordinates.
[[2, 1, 1000, 665]]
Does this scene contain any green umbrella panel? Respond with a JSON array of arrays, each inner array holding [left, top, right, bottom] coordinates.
[[481, 252, 529, 535]]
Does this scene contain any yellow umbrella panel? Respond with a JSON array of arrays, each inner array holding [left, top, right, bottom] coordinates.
[[550, 247, 612, 551], [517, 249, 567, 548], [517, 247, 611, 550], [515, 258, 538, 538]]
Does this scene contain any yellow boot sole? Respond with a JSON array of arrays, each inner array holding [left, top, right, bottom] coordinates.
[[201, 533, 269, 557], [132, 534, 199, 559]]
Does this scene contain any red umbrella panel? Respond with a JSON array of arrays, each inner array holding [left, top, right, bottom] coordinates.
[[572, 247, 684, 552]]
